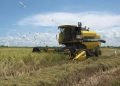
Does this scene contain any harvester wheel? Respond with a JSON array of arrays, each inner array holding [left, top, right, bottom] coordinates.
[[32, 47, 41, 52], [99, 49, 102, 55], [94, 47, 100, 57], [67, 47, 76, 60]]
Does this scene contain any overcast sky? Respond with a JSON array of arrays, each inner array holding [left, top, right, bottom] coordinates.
[[0, 0, 120, 46]]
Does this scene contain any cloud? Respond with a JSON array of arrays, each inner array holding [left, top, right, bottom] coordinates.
[[0, 12, 119, 46], [96, 27, 120, 46], [18, 12, 78, 26], [0, 32, 59, 47], [1, 29, 120, 47], [18, 12, 120, 29], [16, 12, 120, 46]]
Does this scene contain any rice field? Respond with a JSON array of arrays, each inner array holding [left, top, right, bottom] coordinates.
[[0, 47, 120, 86]]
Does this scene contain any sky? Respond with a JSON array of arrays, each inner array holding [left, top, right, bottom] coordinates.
[[0, 0, 120, 46]]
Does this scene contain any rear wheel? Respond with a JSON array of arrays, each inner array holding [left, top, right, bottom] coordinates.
[[94, 47, 101, 57]]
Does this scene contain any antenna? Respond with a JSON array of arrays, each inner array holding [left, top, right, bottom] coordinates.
[[78, 22, 82, 28], [78, 22, 82, 34]]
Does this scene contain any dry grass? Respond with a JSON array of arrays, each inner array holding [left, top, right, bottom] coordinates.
[[0, 47, 119, 86], [0, 48, 67, 77]]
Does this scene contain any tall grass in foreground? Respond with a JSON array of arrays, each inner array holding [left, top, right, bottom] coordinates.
[[0, 48, 67, 77], [0, 48, 119, 86]]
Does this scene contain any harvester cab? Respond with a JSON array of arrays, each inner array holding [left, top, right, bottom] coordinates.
[[58, 22, 106, 60]]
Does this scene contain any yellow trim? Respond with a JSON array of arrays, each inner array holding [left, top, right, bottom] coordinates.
[[74, 50, 86, 61]]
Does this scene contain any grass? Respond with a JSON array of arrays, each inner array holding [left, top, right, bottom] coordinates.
[[0, 47, 119, 86], [0, 48, 64, 77]]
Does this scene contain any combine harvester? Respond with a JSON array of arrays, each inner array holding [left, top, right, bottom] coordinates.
[[33, 22, 106, 61], [58, 22, 106, 60]]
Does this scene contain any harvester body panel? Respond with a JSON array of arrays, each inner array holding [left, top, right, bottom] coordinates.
[[81, 31, 101, 49]]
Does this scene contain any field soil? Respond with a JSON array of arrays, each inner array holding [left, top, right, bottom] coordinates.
[[0, 48, 119, 86]]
